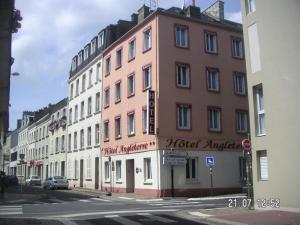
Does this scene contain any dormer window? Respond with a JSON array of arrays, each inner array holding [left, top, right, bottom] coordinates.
[[91, 39, 97, 54], [84, 45, 89, 61], [98, 32, 104, 48], [78, 51, 83, 65], [71, 57, 77, 71]]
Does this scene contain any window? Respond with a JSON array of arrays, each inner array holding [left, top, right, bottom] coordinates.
[[128, 39, 136, 60], [144, 158, 152, 181], [70, 84, 74, 99], [143, 65, 151, 90], [69, 109, 72, 125], [127, 74, 135, 97], [61, 135, 65, 151], [176, 63, 190, 88], [82, 75, 86, 92], [208, 107, 221, 132], [236, 111, 248, 133], [104, 161, 110, 181], [254, 84, 266, 135], [84, 45, 89, 61], [46, 145, 48, 156], [115, 81, 121, 102], [80, 101, 85, 119], [104, 88, 110, 108], [95, 92, 100, 112], [98, 32, 104, 48], [87, 127, 91, 146], [80, 129, 84, 149], [55, 137, 59, 153], [246, 0, 256, 14], [142, 107, 147, 133], [75, 79, 79, 96], [248, 23, 261, 73], [71, 57, 77, 71], [86, 156, 91, 178], [186, 158, 197, 180], [74, 132, 77, 150], [175, 25, 188, 48], [105, 57, 111, 75], [68, 134, 71, 151], [205, 31, 217, 53], [74, 160, 78, 179], [257, 150, 268, 180], [207, 68, 220, 92], [88, 97, 92, 115], [78, 52, 83, 65], [95, 124, 100, 145], [115, 116, 121, 139], [232, 37, 244, 58], [116, 48, 122, 68], [116, 160, 121, 181], [177, 104, 191, 130], [143, 28, 151, 51], [127, 112, 135, 136], [104, 120, 109, 141], [89, 69, 93, 87], [234, 72, 247, 95], [91, 39, 96, 54], [96, 63, 102, 82]]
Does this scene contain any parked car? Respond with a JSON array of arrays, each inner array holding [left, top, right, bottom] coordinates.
[[42, 176, 69, 190], [25, 176, 41, 186], [6, 175, 19, 186]]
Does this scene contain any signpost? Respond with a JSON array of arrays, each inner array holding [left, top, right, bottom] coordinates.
[[206, 156, 214, 196], [242, 138, 253, 209]]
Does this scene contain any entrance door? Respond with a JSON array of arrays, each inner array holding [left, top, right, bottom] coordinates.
[[80, 159, 84, 187], [95, 157, 99, 189], [61, 161, 65, 177], [126, 159, 135, 193]]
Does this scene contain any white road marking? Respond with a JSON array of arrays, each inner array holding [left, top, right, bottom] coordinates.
[[0, 205, 23, 215], [57, 209, 179, 218], [137, 213, 176, 223], [104, 215, 120, 218], [118, 197, 134, 200], [136, 198, 163, 202], [189, 211, 212, 217], [78, 199, 91, 202], [58, 219, 79, 225], [91, 197, 111, 202], [110, 216, 143, 225], [162, 203, 216, 208], [150, 202, 200, 206], [187, 195, 246, 201]]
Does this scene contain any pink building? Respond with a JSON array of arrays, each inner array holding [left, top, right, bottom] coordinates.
[[101, 3, 248, 197]]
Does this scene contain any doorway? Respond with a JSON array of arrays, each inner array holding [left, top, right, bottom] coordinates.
[[126, 159, 135, 193], [95, 157, 99, 189], [80, 159, 84, 187], [61, 161, 65, 177]]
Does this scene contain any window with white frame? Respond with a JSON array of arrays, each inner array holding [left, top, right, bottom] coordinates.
[[254, 84, 266, 135], [75, 79, 79, 96], [115, 117, 121, 139], [70, 84, 74, 99], [91, 39, 96, 54], [87, 127, 91, 146], [105, 57, 111, 75], [128, 39, 136, 60], [78, 52, 83, 65], [144, 158, 152, 181], [104, 88, 110, 107], [208, 107, 221, 132], [74, 160, 78, 179], [246, 0, 256, 14], [61, 135, 65, 151], [88, 97, 92, 115], [55, 137, 59, 153], [96, 63, 102, 82], [84, 45, 89, 61], [207, 68, 220, 92], [232, 38, 244, 58], [116, 160, 121, 181], [82, 75, 86, 92], [142, 107, 147, 133], [115, 81, 121, 102], [46, 145, 48, 156], [80, 129, 84, 149], [234, 72, 246, 95], [95, 92, 100, 112], [257, 150, 268, 180], [86, 156, 91, 178], [68, 133, 71, 151], [177, 104, 191, 130], [72, 57, 77, 71], [74, 132, 77, 150], [98, 32, 104, 48], [127, 112, 135, 135], [176, 64, 190, 88], [127, 74, 135, 97], [95, 124, 100, 145], [236, 111, 248, 133], [116, 48, 122, 68], [205, 31, 217, 53], [143, 66, 151, 90], [104, 120, 109, 141], [175, 25, 188, 48], [143, 28, 151, 51], [89, 69, 93, 87], [186, 158, 197, 181], [80, 101, 85, 119], [104, 161, 110, 181]]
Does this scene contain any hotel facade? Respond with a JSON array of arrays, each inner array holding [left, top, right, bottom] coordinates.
[[101, 4, 249, 197]]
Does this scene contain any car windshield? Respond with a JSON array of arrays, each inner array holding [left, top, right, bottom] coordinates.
[[54, 176, 64, 180], [32, 176, 40, 179]]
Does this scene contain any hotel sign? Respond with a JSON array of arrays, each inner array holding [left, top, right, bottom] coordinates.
[[147, 90, 155, 135]]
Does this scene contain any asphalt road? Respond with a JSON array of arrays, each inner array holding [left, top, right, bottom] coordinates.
[[0, 185, 247, 225]]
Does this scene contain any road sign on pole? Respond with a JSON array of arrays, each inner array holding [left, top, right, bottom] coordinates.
[[206, 156, 214, 167], [242, 139, 251, 152]]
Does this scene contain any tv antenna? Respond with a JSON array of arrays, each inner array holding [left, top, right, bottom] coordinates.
[[141, 0, 158, 10]]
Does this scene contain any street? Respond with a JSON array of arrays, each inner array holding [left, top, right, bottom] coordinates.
[[0, 185, 246, 225]]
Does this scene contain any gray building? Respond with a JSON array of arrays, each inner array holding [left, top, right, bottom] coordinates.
[[241, 0, 300, 208]]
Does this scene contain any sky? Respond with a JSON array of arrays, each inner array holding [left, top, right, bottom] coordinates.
[[10, 0, 242, 130]]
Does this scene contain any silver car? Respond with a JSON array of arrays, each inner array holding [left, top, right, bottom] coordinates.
[[42, 176, 69, 190], [25, 176, 41, 186]]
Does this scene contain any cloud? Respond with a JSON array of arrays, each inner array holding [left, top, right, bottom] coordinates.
[[225, 11, 242, 23]]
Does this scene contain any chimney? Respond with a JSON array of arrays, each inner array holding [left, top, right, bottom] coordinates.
[[138, 5, 150, 23], [203, 0, 224, 21], [17, 119, 22, 129], [186, 5, 201, 18], [131, 13, 138, 24]]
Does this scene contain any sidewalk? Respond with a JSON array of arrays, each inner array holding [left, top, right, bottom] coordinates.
[[185, 207, 300, 225]]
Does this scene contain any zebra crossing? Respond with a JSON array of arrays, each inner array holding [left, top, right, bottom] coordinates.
[[25, 197, 112, 205], [0, 205, 23, 215]]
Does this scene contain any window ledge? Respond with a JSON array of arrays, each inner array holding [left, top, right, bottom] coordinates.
[[80, 90, 86, 94], [94, 111, 100, 115], [79, 118, 85, 121], [104, 139, 110, 143], [104, 181, 111, 184], [175, 45, 189, 49], [73, 121, 78, 124], [142, 86, 151, 92], [115, 99, 121, 104], [87, 85, 93, 90], [127, 94, 135, 99], [86, 114, 93, 118], [73, 179, 78, 181], [128, 133, 135, 137], [116, 181, 122, 184], [86, 146, 92, 150], [128, 57, 135, 63], [258, 179, 268, 181], [94, 144, 100, 148], [143, 181, 153, 185], [186, 180, 200, 184], [73, 149, 78, 152], [143, 47, 152, 54], [256, 133, 266, 137], [85, 178, 92, 181], [79, 148, 85, 151]]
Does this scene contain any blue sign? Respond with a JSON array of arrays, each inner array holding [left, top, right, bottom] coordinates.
[[206, 156, 214, 167]]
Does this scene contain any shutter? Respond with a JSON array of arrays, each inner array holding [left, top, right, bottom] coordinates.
[[259, 152, 268, 180]]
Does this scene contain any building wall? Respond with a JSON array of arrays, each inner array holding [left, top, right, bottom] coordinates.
[[240, 0, 300, 208]]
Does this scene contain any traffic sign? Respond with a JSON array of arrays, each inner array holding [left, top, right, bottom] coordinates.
[[163, 157, 187, 166], [163, 150, 187, 157], [242, 139, 251, 151], [206, 156, 214, 167]]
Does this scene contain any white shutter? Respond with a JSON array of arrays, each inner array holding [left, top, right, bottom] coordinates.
[[259, 152, 268, 180]]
